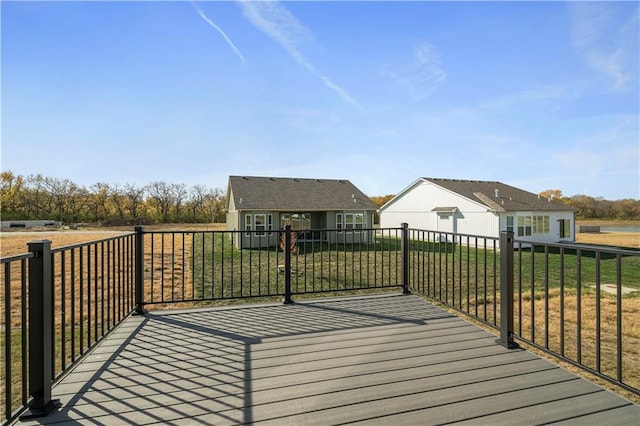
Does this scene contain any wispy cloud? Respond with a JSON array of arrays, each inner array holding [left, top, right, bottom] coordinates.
[[568, 3, 639, 90], [381, 41, 446, 101], [237, 0, 364, 112], [191, 2, 245, 63], [476, 86, 568, 111]]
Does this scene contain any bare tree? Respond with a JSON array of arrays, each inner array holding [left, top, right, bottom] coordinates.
[[187, 184, 209, 222], [111, 183, 127, 220], [146, 181, 175, 223], [123, 183, 146, 221], [203, 187, 226, 223], [172, 183, 188, 222]]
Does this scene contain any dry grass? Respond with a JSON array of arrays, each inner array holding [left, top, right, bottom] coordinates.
[[0, 223, 225, 257], [575, 220, 640, 248], [576, 232, 640, 248]]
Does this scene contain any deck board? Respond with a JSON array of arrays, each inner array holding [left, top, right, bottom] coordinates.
[[19, 294, 639, 425]]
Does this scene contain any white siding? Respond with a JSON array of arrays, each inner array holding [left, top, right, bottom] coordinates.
[[380, 180, 575, 243], [379, 180, 499, 238]]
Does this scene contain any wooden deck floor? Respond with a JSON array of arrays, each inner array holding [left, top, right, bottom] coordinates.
[[20, 294, 639, 425]]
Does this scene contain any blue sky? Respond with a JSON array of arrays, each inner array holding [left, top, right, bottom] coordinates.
[[2, 1, 638, 200]]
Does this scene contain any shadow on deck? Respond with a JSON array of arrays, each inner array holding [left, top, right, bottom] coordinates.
[[19, 294, 639, 425]]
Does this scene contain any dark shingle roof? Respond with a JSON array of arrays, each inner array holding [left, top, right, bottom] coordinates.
[[228, 176, 377, 211], [423, 178, 575, 212]]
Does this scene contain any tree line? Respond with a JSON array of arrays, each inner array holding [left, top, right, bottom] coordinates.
[[533, 190, 639, 220], [1, 173, 638, 225], [1, 171, 226, 225]]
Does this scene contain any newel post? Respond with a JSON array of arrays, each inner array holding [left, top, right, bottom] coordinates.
[[283, 224, 293, 304], [401, 223, 411, 295], [21, 240, 60, 419], [133, 225, 146, 315], [497, 231, 518, 349]]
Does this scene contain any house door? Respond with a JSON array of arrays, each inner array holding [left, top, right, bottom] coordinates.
[[558, 219, 570, 239]]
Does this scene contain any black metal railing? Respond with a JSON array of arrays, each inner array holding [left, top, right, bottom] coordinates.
[[136, 225, 406, 308], [509, 235, 640, 397], [406, 229, 640, 398], [1, 233, 136, 425], [2, 225, 638, 424], [406, 229, 500, 328]]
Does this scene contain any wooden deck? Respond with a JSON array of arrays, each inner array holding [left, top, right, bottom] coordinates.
[[20, 294, 639, 425]]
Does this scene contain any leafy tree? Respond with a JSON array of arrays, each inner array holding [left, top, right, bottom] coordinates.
[[538, 189, 563, 201], [370, 194, 395, 208]]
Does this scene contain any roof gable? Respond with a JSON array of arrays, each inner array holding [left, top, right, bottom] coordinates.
[[227, 176, 377, 211]]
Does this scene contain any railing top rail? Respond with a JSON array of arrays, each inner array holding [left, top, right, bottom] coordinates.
[[0, 252, 35, 263], [513, 238, 640, 256], [139, 227, 402, 234], [407, 228, 500, 242], [50, 232, 135, 254]]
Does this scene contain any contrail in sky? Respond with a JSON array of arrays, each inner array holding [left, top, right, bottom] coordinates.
[[238, 0, 365, 112], [191, 2, 246, 62]]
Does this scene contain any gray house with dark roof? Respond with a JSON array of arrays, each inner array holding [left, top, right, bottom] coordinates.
[[379, 178, 576, 243], [226, 176, 378, 249]]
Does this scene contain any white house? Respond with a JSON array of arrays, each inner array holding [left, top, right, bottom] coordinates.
[[379, 178, 576, 243]]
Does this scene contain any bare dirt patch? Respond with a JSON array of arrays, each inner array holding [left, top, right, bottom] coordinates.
[[1, 224, 225, 257], [576, 220, 640, 249], [575, 232, 640, 248]]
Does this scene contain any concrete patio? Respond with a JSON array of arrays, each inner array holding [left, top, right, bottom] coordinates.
[[19, 294, 639, 425]]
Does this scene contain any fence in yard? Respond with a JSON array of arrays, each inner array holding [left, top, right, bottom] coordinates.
[[1, 225, 639, 424]]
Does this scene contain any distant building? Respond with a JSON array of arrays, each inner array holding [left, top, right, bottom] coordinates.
[[226, 176, 378, 249], [1, 220, 61, 230], [379, 178, 576, 243]]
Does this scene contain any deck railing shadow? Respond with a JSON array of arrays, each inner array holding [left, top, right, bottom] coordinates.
[[31, 294, 456, 425]]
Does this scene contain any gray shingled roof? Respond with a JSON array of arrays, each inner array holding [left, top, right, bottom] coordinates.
[[228, 176, 378, 211], [423, 178, 575, 212]]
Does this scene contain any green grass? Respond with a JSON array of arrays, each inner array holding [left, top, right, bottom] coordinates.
[[190, 233, 640, 305], [513, 246, 640, 294], [190, 233, 430, 300]]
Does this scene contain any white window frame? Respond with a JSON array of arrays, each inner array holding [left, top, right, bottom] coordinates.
[[517, 216, 532, 237], [246, 213, 272, 237], [337, 212, 366, 232], [254, 213, 267, 236]]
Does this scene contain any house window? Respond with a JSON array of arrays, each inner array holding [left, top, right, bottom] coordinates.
[[245, 214, 252, 236], [246, 213, 272, 236], [255, 214, 266, 236], [533, 215, 550, 234], [337, 212, 365, 231], [517, 215, 550, 236], [506, 216, 514, 233], [517, 216, 532, 237]]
